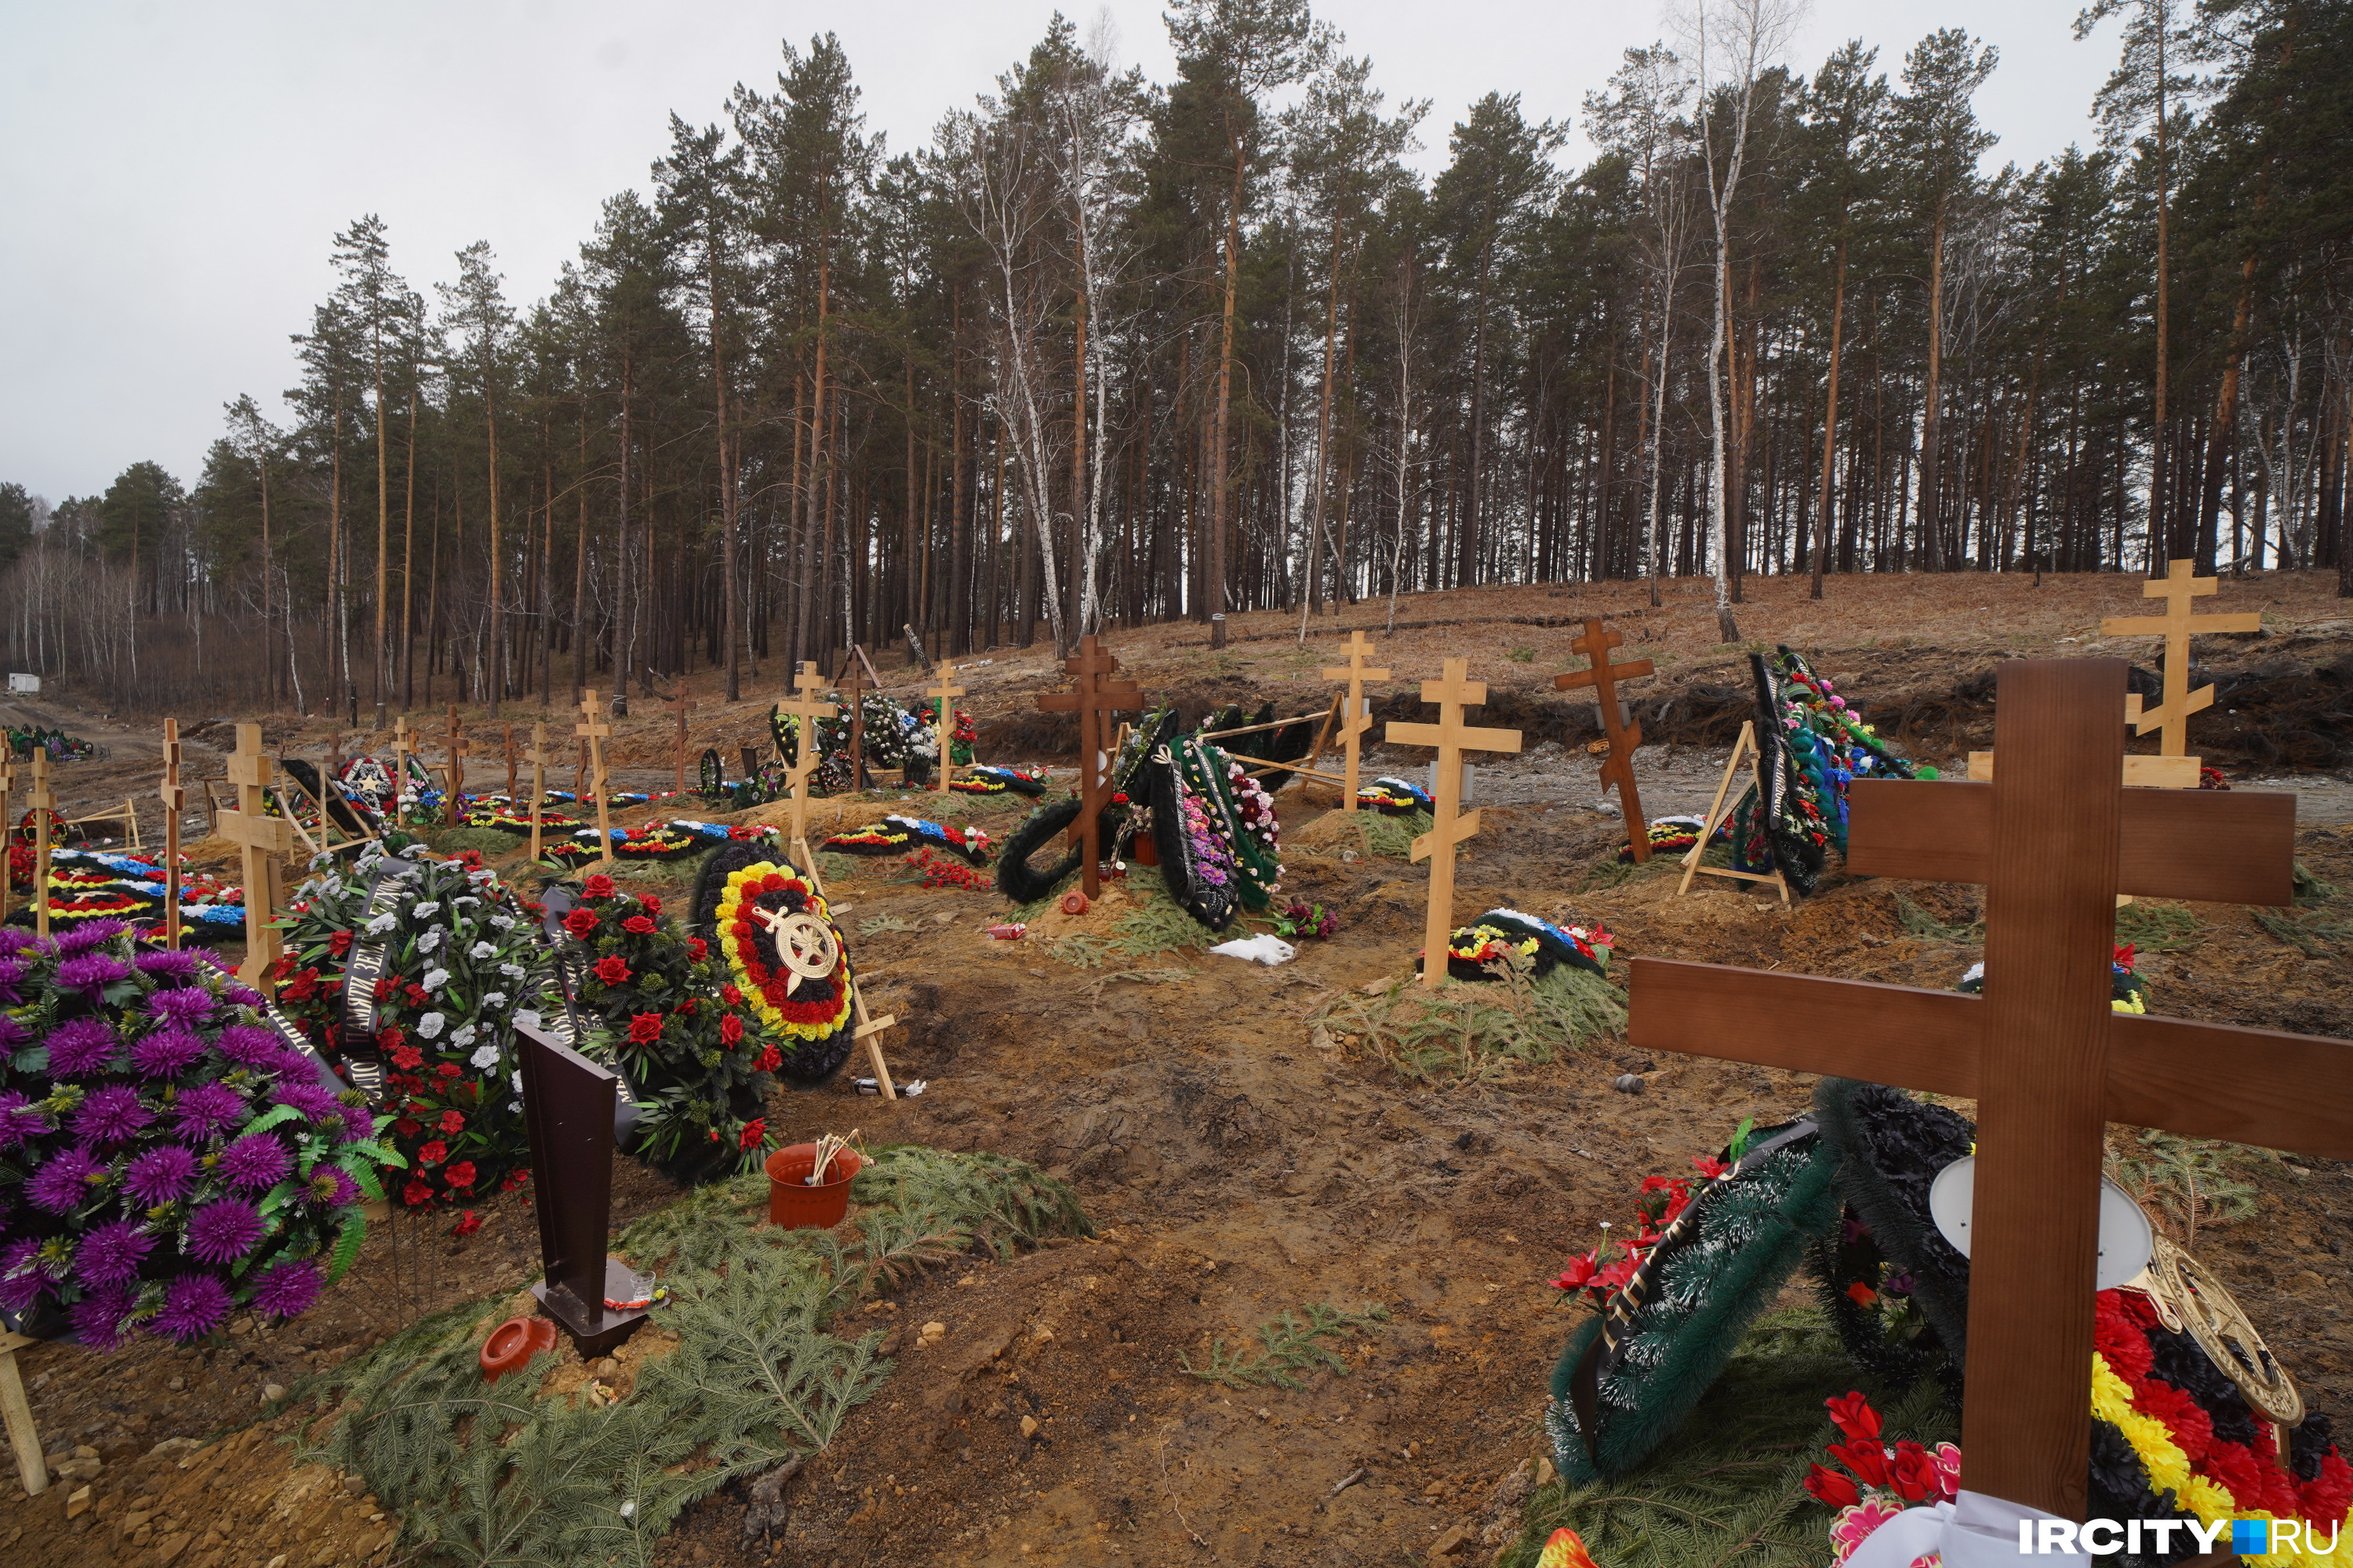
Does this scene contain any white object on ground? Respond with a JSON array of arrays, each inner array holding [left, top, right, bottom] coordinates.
[[1209, 934, 1296, 966]]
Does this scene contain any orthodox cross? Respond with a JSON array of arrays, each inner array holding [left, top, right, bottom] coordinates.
[[576, 690, 615, 872], [1555, 617, 1656, 862], [2102, 558, 2260, 759], [523, 722, 551, 862], [24, 751, 54, 939], [1384, 660, 1523, 989], [503, 722, 518, 803], [776, 663, 838, 886], [838, 660, 871, 793], [664, 687, 695, 796], [441, 706, 470, 826], [391, 715, 414, 822], [1625, 658, 2338, 1522], [159, 718, 185, 949], [928, 660, 966, 796], [219, 724, 296, 989], [1320, 631, 1391, 815], [1035, 635, 1144, 900], [0, 746, 13, 926]]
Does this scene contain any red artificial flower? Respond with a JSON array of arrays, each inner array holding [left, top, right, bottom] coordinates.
[[394, 1117, 422, 1137], [594, 955, 632, 985], [391, 1045, 424, 1071], [450, 1209, 483, 1238], [1889, 1442, 1944, 1504], [752, 1046, 780, 1073], [501, 1169, 530, 1192], [328, 930, 354, 956], [562, 907, 600, 937], [584, 874, 616, 898], [638, 894, 661, 915], [1551, 1254, 1598, 1292], [444, 1161, 477, 1191], [1825, 1392, 1882, 1443], [376, 1024, 405, 1050], [1829, 1439, 1892, 1490], [628, 1012, 665, 1044], [676, 997, 697, 1016], [418, 1140, 449, 1166], [686, 937, 707, 961], [401, 1179, 434, 1207], [1802, 1464, 1861, 1511], [282, 968, 322, 1002], [373, 977, 396, 1002], [271, 954, 296, 980], [2113, 942, 2137, 972], [435, 1062, 461, 1079], [405, 983, 431, 1006], [720, 983, 743, 1006], [738, 1118, 766, 1150], [1846, 1281, 1878, 1308], [720, 1013, 744, 1047], [623, 915, 656, 935], [438, 1109, 465, 1134], [1691, 1154, 1730, 1181]]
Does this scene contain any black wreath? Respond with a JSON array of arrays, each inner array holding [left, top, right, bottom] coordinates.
[[698, 748, 724, 797], [995, 797, 1084, 905]]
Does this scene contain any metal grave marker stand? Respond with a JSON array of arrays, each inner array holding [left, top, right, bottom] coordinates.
[[514, 1019, 653, 1359]]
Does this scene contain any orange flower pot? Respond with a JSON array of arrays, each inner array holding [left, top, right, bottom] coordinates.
[[1133, 835, 1158, 867], [479, 1315, 559, 1383], [766, 1143, 865, 1229]]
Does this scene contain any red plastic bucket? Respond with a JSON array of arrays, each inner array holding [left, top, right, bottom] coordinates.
[[766, 1144, 865, 1229], [479, 1315, 559, 1383]]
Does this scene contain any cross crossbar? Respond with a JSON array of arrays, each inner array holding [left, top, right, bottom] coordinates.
[[1556, 617, 1656, 861]]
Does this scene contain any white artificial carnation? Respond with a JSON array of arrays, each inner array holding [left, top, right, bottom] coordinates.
[[416, 1012, 447, 1040], [421, 966, 451, 992], [470, 1043, 501, 1070], [453, 896, 481, 909], [365, 913, 396, 937], [500, 962, 526, 980], [418, 928, 443, 953], [450, 1023, 478, 1048], [411, 901, 441, 919], [483, 991, 507, 1009], [489, 915, 515, 930], [510, 1070, 522, 1093], [469, 940, 496, 960]]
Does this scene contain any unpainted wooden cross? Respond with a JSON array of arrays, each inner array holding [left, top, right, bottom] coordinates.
[[24, 751, 53, 939], [1321, 631, 1391, 815], [1036, 635, 1144, 900], [776, 663, 838, 884], [664, 688, 695, 795], [159, 718, 185, 949], [576, 690, 615, 873], [523, 722, 552, 863], [1384, 659, 1523, 989], [1556, 617, 1656, 862], [2103, 558, 2260, 759], [219, 723, 296, 989], [928, 660, 966, 795], [441, 707, 470, 827], [1626, 658, 2341, 1522]]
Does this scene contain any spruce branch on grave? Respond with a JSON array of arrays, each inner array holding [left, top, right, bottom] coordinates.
[[1181, 1301, 1391, 1390]]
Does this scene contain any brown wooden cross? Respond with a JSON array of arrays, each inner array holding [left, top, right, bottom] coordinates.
[[576, 690, 615, 873], [1036, 635, 1144, 900], [1625, 658, 2340, 1522], [218, 723, 296, 989], [928, 660, 966, 795], [1556, 617, 1657, 862], [1321, 631, 1391, 815], [25, 751, 54, 939], [440, 706, 470, 827], [1384, 659, 1523, 989], [838, 659, 871, 792], [664, 687, 695, 795], [159, 718, 186, 950], [2103, 558, 2260, 759], [776, 663, 838, 883], [523, 722, 551, 862]]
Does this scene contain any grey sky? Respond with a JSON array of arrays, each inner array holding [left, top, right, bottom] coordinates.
[[1, 0, 2124, 505]]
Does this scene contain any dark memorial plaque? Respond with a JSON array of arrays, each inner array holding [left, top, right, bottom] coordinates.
[[514, 1018, 652, 1359]]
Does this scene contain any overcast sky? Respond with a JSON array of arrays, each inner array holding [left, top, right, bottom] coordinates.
[[0, 0, 2128, 506]]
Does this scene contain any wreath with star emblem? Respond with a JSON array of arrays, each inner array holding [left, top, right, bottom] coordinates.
[[689, 843, 858, 1086]]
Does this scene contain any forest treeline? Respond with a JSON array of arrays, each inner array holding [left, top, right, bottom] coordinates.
[[3, 0, 2347, 719]]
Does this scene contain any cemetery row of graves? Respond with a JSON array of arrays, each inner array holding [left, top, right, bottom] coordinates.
[[3, 566, 2353, 1566]]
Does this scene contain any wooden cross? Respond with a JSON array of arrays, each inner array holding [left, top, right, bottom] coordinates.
[[1035, 635, 1144, 900], [1556, 617, 1656, 862], [1626, 658, 2333, 1522], [441, 706, 470, 827], [2102, 558, 2260, 759], [25, 751, 53, 939], [218, 723, 296, 990], [1384, 659, 1523, 989], [159, 718, 186, 949], [504, 722, 518, 804], [523, 722, 552, 862], [838, 659, 871, 793], [928, 660, 966, 795], [1320, 631, 1391, 815], [576, 691, 615, 873], [664, 687, 695, 796], [776, 663, 838, 885]]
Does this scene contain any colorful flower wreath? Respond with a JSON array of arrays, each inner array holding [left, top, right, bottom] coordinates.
[[1356, 776, 1434, 816], [1618, 813, 1727, 864], [0, 924, 397, 1347], [820, 815, 993, 865], [1430, 908, 1613, 983], [950, 765, 1049, 799], [700, 854, 858, 1086]]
